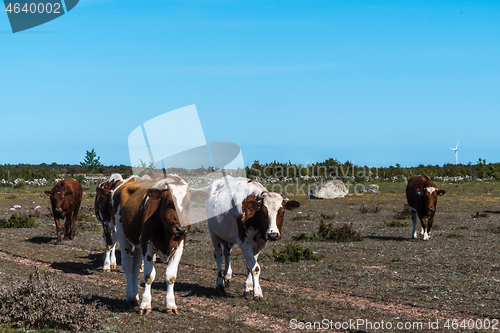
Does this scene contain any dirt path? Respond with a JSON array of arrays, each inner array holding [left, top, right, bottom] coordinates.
[[1, 244, 489, 333]]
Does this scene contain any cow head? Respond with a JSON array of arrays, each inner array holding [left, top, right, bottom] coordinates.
[[416, 187, 445, 216], [45, 188, 73, 217], [144, 178, 209, 237], [95, 182, 115, 223], [262, 193, 300, 241]]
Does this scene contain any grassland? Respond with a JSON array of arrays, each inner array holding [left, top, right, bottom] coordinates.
[[0, 180, 499, 332]]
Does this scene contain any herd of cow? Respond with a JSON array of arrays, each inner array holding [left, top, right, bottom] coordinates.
[[43, 173, 445, 314]]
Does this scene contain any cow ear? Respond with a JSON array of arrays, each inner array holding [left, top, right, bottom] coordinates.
[[44, 190, 52, 196], [144, 189, 162, 222], [437, 190, 446, 196], [416, 188, 423, 196], [245, 200, 261, 212], [284, 200, 300, 211], [191, 190, 210, 203]]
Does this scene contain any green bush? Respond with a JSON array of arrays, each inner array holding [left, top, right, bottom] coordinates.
[[447, 233, 464, 239], [384, 220, 409, 227], [13, 180, 25, 189], [291, 233, 316, 242], [318, 221, 363, 242], [0, 214, 37, 229], [272, 244, 325, 263]]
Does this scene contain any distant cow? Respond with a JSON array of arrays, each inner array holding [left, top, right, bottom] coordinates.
[[406, 175, 446, 240], [205, 176, 300, 300], [95, 174, 124, 272], [112, 175, 209, 314], [45, 179, 83, 244]]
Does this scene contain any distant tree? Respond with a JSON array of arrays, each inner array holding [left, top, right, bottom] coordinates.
[[80, 149, 103, 184]]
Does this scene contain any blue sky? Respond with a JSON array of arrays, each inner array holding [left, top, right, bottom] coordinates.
[[1, 0, 499, 168]]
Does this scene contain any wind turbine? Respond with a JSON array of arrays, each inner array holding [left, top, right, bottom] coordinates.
[[450, 141, 459, 165]]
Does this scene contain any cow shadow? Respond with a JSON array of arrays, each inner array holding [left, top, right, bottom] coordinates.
[[50, 251, 123, 275], [26, 236, 53, 244], [364, 235, 408, 242], [484, 210, 500, 214], [86, 295, 132, 313], [142, 281, 224, 298]]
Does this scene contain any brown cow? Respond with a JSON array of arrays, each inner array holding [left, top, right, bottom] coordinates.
[[45, 179, 83, 244], [406, 175, 445, 240], [95, 174, 124, 272], [111, 175, 209, 314]]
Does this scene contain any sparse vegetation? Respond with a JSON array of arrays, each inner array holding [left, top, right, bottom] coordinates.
[[320, 213, 335, 220], [447, 233, 464, 239], [272, 244, 325, 262], [292, 214, 310, 221], [291, 233, 316, 242], [487, 225, 500, 234], [359, 204, 380, 213], [384, 220, 409, 227], [317, 221, 363, 242], [393, 205, 411, 220], [0, 269, 103, 332], [0, 214, 37, 229]]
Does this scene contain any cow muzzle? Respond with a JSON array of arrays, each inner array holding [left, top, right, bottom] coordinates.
[[426, 207, 434, 216], [267, 232, 280, 241], [55, 208, 62, 213], [175, 226, 188, 236]]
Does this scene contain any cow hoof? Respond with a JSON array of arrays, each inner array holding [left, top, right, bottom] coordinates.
[[216, 286, 226, 296], [166, 308, 179, 315], [69, 235, 74, 240], [103, 269, 111, 273], [110, 265, 117, 270], [138, 308, 151, 315], [253, 295, 264, 301], [126, 299, 139, 307]]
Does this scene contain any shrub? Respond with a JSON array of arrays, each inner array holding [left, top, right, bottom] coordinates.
[[0, 269, 103, 332], [393, 205, 411, 220], [320, 213, 335, 220], [459, 225, 469, 230], [292, 214, 310, 221], [447, 233, 464, 239], [291, 233, 316, 242], [272, 244, 325, 263], [384, 220, 409, 227], [0, 214, 37, 229], [487, 225, 500, 234], [318, 221, 363, 242], [432, 224, 442, 230], [13, 180, 25, 189], [359, 204, 380, 214]]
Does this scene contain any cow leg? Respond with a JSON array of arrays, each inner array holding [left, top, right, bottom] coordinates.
[[164, 239, 185, 314], [240, 243, 263, 301], [421, 218, 430, 241], [411, 210, 418, 239], [209, 232, 225, 293], [223, 241, 234, 288], [117, 234, 140, 305], [63, 216, 71, 240], [110, 229, 118, 270], [244, 268, 253, 296], [70, 208, 78, 240], [139, 244, 156, 315], [54, 218, 62, 244], [102, 223, 116, 272]]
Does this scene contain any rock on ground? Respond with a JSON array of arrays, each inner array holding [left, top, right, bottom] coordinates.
[[309, 180, 349, 199]]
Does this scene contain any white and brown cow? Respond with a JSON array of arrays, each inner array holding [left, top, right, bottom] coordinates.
[[95, 174, 124, 272], [112, 175, 209, 314], [205, 176, 300, 300], [406, 175, 446, 240]]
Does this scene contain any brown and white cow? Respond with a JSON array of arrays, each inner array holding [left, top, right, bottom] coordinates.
[[95, 174, 124, 272], [45, 179, 83, 244], [406, 175, 446, 241], [205, 176, 300, 300], [112, 175, 209, 314]]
